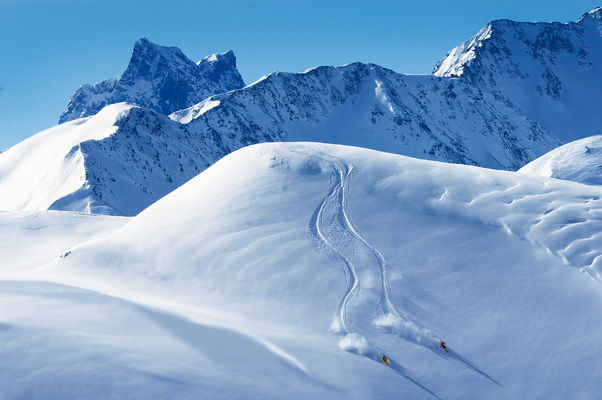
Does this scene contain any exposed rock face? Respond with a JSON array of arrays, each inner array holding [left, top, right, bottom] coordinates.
[[59, 38, 245, 123], [175, 62, 558, 170]]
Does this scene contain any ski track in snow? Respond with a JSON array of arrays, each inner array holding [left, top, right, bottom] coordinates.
[[307, 153, 442, 397], [307, 158, 359, 333], [307, 152, 499, 393]]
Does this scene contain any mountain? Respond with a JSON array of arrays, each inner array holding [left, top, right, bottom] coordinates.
[[433, 7, 602, 142], [0, 103, 216, 215], [0, 62, 560, 215], [58, 38, 245, 123], [176, 5, 601, 173], [2, 8, 600, 216], [5, 143, 602, 399], [519, 135, 602, 185], [173, 62, 558, 170]]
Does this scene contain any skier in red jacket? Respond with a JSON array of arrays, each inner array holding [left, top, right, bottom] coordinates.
[[440, 341, 448, 352]]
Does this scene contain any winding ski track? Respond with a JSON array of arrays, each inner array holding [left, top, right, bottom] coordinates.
[[308, 154, 404, 337], [315, 164, 358, 332], [307, 152, 499, 393]]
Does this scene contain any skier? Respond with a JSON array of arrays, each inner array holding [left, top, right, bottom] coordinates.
[[381, 355, 390, 365], [439, 341, 448, 352]]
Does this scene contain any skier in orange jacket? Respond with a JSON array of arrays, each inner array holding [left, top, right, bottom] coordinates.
[[381, 355, 389, 365]]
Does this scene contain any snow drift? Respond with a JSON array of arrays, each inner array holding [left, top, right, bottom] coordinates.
[[519, 135, 602, 185]]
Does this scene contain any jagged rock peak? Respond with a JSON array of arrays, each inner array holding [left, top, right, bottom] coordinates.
[[122, 38, 196, 81], [59, 38, 245, 123], [197, 50, 240, 82]]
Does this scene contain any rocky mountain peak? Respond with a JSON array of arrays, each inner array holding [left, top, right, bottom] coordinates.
[[59, 38, 245, 123], [197, 50, 241, 84], [432, 9, 602, 142], [121, 38, 196, 83]]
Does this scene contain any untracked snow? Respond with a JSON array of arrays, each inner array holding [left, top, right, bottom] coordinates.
[[0, 103, 220, 216], [0, 210, 128, 272], [0, 103, 136, 213], [519, 135, 602, 185]]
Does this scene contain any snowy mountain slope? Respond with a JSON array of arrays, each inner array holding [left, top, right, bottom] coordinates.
[[6, 143, 601, 399], [173, 63, 558, 170], [0, 211, 127, 272], [3, 8, 600, 217], [0, 103, 221, 216], [433, 7, 602, 142], [0, 104, 135, 214], [59, 38, 245, 123], [519, 135, 602, 185], [0, 62, 560, 216]]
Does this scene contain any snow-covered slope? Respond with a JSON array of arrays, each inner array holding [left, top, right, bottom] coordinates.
[[434, 7, 602, 142], [5, 143, 601, 399], [0, 104, 134, 214], [0, 211, 128, 272], [59, 38, 245, 123], [0, 103, 216, 215], [519, 135, 602, 185]]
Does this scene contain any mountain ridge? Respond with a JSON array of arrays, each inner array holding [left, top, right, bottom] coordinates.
[[1, 7, 600, 215], [433, 7, 602, 141]]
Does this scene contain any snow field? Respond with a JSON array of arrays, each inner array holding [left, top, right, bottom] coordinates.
[[3, 142, 602, 398]]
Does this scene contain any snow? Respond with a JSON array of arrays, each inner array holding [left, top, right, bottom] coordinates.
[[3, 142, 602, 398], [0, 210, 128, 272], [59, 40, 244, 123], [169, 98, 221, 123], [432, 24, 491, 77], [433, 8, 602, 143], [519, 135, 602, 185], [1, 7, 601, 396], [202, 54, 219, 63], [2, 60, 563, 216], [0, 103, 136, 213]]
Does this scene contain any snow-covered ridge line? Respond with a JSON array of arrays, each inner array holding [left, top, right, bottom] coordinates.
[[433, 6, 602, 142], [179, 61, 557, 169]]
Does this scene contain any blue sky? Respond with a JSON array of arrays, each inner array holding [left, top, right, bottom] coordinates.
[[0, 0, 599, 150]]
